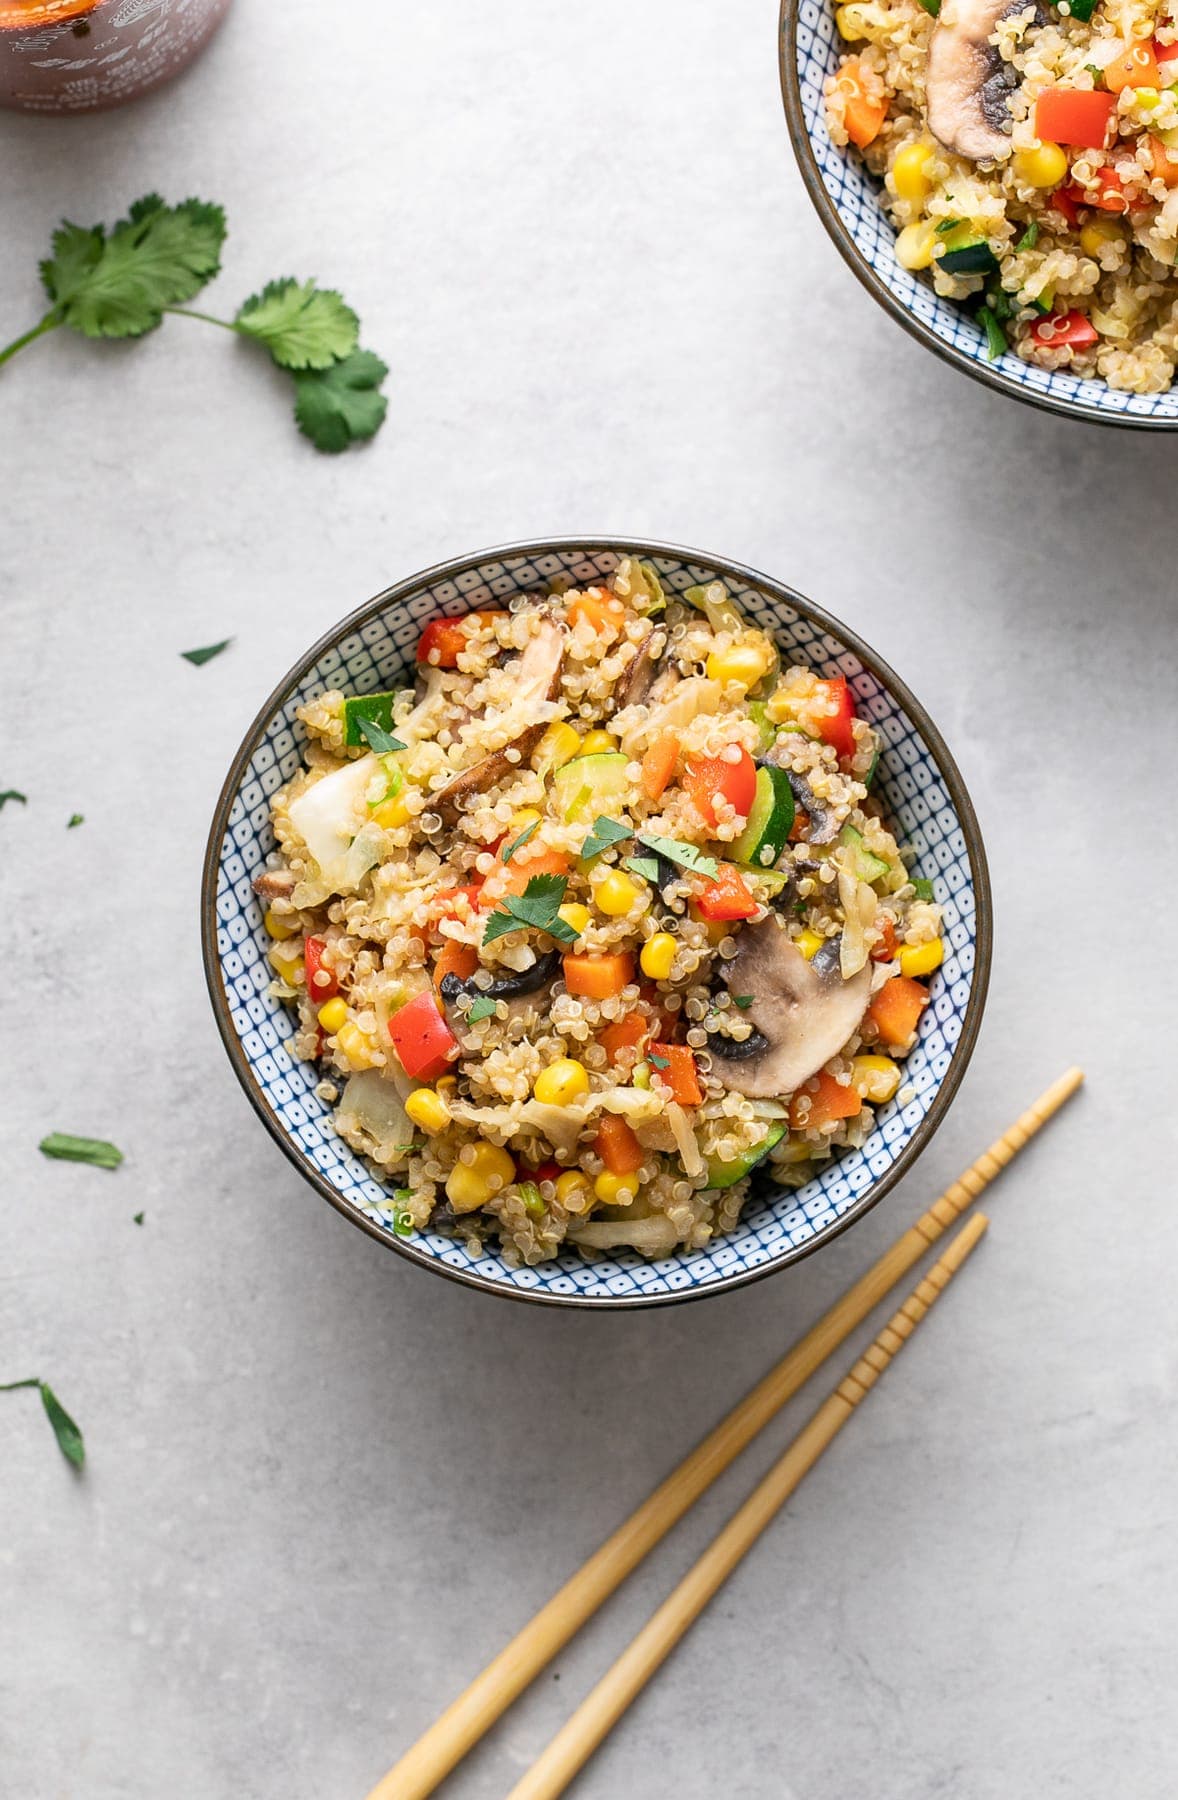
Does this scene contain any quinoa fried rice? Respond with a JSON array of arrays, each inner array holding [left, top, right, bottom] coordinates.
[[254, 562, 944, 1268], [826, 0, 1178, 391]]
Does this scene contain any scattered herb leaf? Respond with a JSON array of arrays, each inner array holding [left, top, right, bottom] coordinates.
[[1083, 60, 1104, 84], [580, 815, 631, 860], [624, 855, 660, 883], [912, 877, 935, 901], [355, 713, 406, 754], [293, 348, 389, 454], [466, 995, 498, 1023], [502, 820, 541, 864], [233, 278, 359, 371], [39, 193, 226, 339], [978, 305, 1008, 362], [917, 0, 941, 14], [1016, 221, 1040, 251], [483, 873, 577, 946], [0, 790, 28, 810], [935, 217, 965, 236], [732, 995, 754, 1009], [637, 833, 719, 880], [649, 1051, 670, 1070], [1, 1378, 85, 1468], [39, 1133, 123, 1169], [67, 813, 83, 828], [180, 638, 232, 667], [133, 1211, 145, 1225]]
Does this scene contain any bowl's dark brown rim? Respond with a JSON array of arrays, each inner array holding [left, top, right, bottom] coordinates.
[[778, 0, 1176, 432], [200, 537, 993, 1311]]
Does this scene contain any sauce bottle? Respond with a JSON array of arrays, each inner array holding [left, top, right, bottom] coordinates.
[[0, 0, 232, 113]]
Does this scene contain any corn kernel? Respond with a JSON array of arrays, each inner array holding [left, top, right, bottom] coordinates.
[[900, 938, 944, 979], [895, 221, 937, 270], [446, 1143, 516, 1212], [535, 721, 582, 774], [372, 793, 411, 829], [317, 997, 349, 1034], [555, 1170, 592, 1208], [405, 1087, 452, 1134], [851, 1054, 902, 1103], [534, 1058, 591, 1107], [558, 902, 592, 934], [1080, 217, 1126, 257], [580, 729, 616, 756], [640, 932, 678, 981], [1013, 142, 1068, 188], [335, 1021, 381, 1070], [264, 908, 298, 940], [508, 807, 543, 837], [705, 643, 774, 693], [892, 140, 935, 203], [795, 928, 825, 961], [594, 1171, 637, 1206], [596, 870, 641, 916]]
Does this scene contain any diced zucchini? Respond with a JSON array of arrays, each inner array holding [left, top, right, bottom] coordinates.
[[939, 236, 999, 277], [706, 1123, 787, 1190], [747, 700, 776, 754], [865, 749, 880, 790], [343, 691, 400, 748], [550, 752, 632, 823], [731, 765, 795, 871], [839, 824, 890, 883]]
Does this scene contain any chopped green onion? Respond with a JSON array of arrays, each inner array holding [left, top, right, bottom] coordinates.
[[39, 1133, 123, 1169], [935, 217, 965, 235], [978, 305, 1008, 362], [501, 819, 541, 864], [518, 1181, 545, 1220]]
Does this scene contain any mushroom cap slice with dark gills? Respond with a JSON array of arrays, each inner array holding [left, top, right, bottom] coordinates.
[[927, 0, 1038, 163], [707, 917, 872, 1100]]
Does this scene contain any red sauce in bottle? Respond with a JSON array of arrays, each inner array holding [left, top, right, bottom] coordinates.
[[0, 0, 232, 113]]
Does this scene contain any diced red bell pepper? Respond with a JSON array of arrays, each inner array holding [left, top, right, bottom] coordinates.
[[1155, 35, 1178, 61], [1029, 310, 1099, 350], [1085, 165, 1131, 213], [387, 990, 460, 1081], [304, 935, 339, 1001], [650, 1043, 703, 1107], [416, 610, 501, 668], [871, 917, 898, 963], [683, 748, 757, 828], [1051, 184, 1085, 228], [814, 676, 857, 761], [1034, 88, 1116, 149], [523, 1158, 564, 1185], [694, 863, 758, 923]]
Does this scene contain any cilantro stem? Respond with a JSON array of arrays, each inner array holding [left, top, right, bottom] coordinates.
[[163, 305, 242, 333], [0, 309, 62, 368], [0, 1378, 40, 1392]]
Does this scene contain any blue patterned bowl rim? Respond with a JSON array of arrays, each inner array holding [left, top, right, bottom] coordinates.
[[201, 538, 992, 1309], [779, 0, 1178, 430]]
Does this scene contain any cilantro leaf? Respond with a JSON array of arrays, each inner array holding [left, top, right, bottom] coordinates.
[[482, 873, 577, 946], [292, 348, 389, 453], [466, 995, 498, 1023], [580, 815, 631, 860], [1016, 221, 1039, 252], [181, 639, 231, 667], [40, 194, 226, 339], [648, 1051, 670, 1070], [732, 995, 754, 1009], [355, 714, 406, 754], [912, 877, 935, 901], [67, 813, 83, 828], [133, 1211, 145, 1225], [0, 1378, 85, 1469], [0, 790, 28, 811], [39, 1133, 123, 1169], [502, 820, 541, 864], [624, 855, 659, 883], [234, 277, 359, 371], [637, 833, 718, 880]]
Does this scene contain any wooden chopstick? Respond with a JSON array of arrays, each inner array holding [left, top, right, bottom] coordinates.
[[506, 1212, 989, 1800], [365, 1069, 1082, 1800]]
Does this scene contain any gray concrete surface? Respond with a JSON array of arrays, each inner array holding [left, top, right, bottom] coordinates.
[[2, 2, 1176, 1796]]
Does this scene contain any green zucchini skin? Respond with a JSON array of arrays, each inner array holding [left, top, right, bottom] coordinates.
[[731, 765, 795, 870], [706, 1122, 788, 1190]]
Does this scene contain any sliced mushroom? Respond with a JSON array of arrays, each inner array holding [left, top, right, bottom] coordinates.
[[707, 917, 871, 1099], [926, 0, 1034, 162], [614, 625, 665, 709], [439, 949, 560, 1017], [433, 619, 566, 823], [252, 867, 296, 900]]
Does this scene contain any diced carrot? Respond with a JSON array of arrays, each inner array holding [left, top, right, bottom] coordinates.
[[1105, 40, 1159, 93], [1149, 135, 1178, 187], [481, 847, 570, 906], [595, 1115, 645, 1175], [567, 589, 625, 634], [562, 951, 635, 999], [641, 733, 680, 802], [694, 864, 758, 922], [598, 1011, 651, 1064], [835, 59, 887, 148], [417, 610, 502, 667], [433, 938, 478, 990], [866, 974, 929, 1047], [790, 1071, 863, 1130], [871, 917, 898, 963], [650, 1043, 703, 1107]]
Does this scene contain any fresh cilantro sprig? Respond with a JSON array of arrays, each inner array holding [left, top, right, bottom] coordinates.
[[483, 873, 579, 947], [501, 819, 541, 864], [580, 815, 631, 860], [1, 195, 389, 453], [1, 1378, 85, 1469], [630, 833, 719, 881], [355, 714, 406, 754]]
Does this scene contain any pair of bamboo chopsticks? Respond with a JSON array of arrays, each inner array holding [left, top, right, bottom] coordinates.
[[366, 1067, 1084, 1800]]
